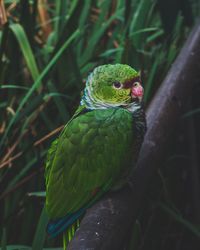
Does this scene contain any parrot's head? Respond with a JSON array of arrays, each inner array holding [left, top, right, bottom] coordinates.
[[81, 64, 144, 112]]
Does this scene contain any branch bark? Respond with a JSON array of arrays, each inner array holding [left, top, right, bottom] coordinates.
[[68, 21, 200, 250]]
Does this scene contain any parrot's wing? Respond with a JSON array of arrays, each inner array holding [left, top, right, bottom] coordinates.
[[45, 104, 87, 187], [45, 108, 135, 219], [45, 138, 59, 187]]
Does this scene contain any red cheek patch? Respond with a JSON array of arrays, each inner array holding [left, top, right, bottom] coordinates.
[[132, 85, 143, 97]]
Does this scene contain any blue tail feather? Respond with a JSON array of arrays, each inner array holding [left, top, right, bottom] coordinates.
[[47, 207, 85, 238], [47, 184, 110, 238]]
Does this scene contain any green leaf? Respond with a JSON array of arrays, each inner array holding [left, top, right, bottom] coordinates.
[[99, 48, 123, 58], [46, 81, 70, 122], [2, 151, 46, 195], [0, 28, 80, 150], [0, 247, 63, 250], [1, 228, 7, 250], [76, 0, 92, 57], [182, 108, 200, 119], [32, 207, 49, 250], [128, 0, 154, 48], [127, 221, 141, 250], [28, 191, 46, 197], [159, 203, 200, 237], [146, 29, 164, 43], [129, 27, 160, 38], [0, 85, 29, 90], [79, 1, 124, 65], [2, 246, 31, 250], [10, 24, 40, 86]]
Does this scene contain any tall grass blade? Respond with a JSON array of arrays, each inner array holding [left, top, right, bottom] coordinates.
[[159, 203, 200, 237], [32, 207, 49, 250], [10, 24, 40, 85], [1, 228, 7, 250], [0, 29, 80, 150]]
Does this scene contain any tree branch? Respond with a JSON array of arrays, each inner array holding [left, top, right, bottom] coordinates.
[[68, 21, 200, 250]]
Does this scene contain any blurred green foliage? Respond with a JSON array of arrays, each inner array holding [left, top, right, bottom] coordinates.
[[0, 0, 199, 249]]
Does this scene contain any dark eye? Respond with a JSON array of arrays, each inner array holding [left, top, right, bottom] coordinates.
[[113, 81, 122, 89]]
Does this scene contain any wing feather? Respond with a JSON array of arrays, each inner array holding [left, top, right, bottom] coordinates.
[[45, 107, 135, 219]]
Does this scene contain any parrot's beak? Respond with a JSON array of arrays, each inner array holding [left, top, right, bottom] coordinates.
[[131, 82, 143, 102]]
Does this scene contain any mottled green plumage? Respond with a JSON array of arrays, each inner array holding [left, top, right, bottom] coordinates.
[[46, 108, 134, 218], [45, 64, 146, 243]]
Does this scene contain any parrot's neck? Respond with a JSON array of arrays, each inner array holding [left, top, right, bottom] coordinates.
[[80, 85, 141, 114], [132, 105, 147, 155]]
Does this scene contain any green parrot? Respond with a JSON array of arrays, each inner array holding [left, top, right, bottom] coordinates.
[[45, 64, 146, 246]]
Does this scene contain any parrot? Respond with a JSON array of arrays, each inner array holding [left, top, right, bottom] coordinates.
[[45, 64, 146, 248]]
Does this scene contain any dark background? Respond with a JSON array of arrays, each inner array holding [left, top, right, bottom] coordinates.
[[0, 0, 200, 249]]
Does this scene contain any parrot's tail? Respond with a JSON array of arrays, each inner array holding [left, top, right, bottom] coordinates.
[[63, 220, 80, 250], [47, 185, 108, 238], [47, 182, 112, 245], [47, 207, 85, 238]]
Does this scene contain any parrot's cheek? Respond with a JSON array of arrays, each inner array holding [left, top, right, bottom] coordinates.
[[131, 85, 143, 98]]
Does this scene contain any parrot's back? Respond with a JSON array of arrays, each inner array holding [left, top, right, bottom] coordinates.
[[45, 108, 138, 222]]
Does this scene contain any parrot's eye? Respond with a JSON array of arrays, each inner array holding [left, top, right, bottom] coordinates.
[[113, 81, 122, 89]]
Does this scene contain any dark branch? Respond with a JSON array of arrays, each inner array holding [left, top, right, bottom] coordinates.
[[68, 21, 200, 250]]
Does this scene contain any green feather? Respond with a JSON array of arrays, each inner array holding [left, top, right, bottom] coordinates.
[[46, 108, 134, 219]]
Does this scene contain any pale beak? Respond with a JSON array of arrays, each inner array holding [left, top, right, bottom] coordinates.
[[131, 82, 144, 102]]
